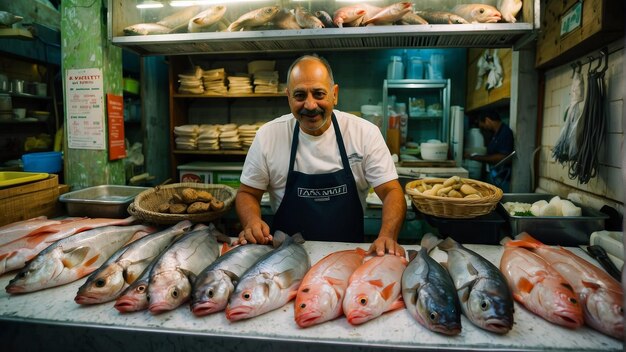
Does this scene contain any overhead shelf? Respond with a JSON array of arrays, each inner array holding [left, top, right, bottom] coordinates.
[[111, 23, 535, 56]]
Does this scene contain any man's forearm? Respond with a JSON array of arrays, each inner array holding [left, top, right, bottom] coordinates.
[[378, 188, 406, 241], [235, 191, 263, 228]]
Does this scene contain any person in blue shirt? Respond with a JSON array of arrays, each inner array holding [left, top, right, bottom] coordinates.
[[466, 110, 514, 192]]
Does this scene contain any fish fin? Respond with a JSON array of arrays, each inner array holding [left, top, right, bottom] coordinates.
[[368, 279, 384, 288], [499, 237, 513, 246], [380, 282, 397, 300], [292, 232, 305, 244], [220, 242, 231, 255], [407, 250, 419, 262], [581, 280, 602, 290], [84, 254, 100, 267], [437, 237, 458, 252], [517, 277, 534, 294], [323, 276, 345, 286], [514, 232, 543, 245], [466, 262, 479, 276], [288, 287, 299, 301], [513, 293, 523, 302], [272, 231, 288, 248], [354, 247, 367, 258], [180, 268, 197, 284], [61, 246, 91, 268], [459, 286, 471, 303], [503, 239, 538, 249], [222, 270, 240, 282], [389, 296, 405, 311], [25, 232, 58, 246], [420, 233, 441, 253]]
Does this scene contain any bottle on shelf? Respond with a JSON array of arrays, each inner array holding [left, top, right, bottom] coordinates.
[[387, 56, 404, 80], [395, 102, 408, 145]]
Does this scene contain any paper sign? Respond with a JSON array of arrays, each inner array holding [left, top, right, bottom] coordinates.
[[107, 94, 126, 160], [560, 1, 582, 37], [66, 68, 106, 149]]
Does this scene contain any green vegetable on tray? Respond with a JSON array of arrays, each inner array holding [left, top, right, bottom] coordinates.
[[512, 210, 535, 216]]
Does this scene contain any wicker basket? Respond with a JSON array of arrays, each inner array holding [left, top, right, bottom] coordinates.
[[128, 183, 237, 224], [405, 178, 503, 219]]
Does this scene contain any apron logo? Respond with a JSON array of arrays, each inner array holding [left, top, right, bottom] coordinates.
[[297, 185, 347, 201]]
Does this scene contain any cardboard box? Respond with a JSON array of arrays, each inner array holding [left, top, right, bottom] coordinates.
[[0, 174, 60, 226], [178, 162, 243, 188]]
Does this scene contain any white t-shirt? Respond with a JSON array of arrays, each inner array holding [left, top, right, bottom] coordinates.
[[240, 110, 398, 211]]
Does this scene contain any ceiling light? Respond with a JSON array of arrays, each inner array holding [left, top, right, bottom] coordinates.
[[136, 1, 164, 9]]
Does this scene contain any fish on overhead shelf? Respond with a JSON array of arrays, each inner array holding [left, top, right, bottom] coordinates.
[[363, 2, 413, 26], [398, 12, 429, 25], [295, 6, 324, 29], [315, 10, 336, 28], [226, 6, 280, 32], [497, 0, 523, 23], [157, 5, 201, 32], [123, 23, 173, 36], [414, 11, 469, 24], [187, 5, 227, 33], [451, 4, 502, 23], [273, 9, 302, 30], [333, 5, 367, 28]]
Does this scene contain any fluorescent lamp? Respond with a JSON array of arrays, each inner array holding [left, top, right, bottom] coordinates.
[[171, 0, 267, 5], [136, 1, 164, 9]]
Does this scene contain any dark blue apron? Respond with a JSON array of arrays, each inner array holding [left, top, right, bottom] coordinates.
[[272, 113, 364, 243]]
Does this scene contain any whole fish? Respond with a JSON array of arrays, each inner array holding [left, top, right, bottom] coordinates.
[[0, 216, 83, 248], [74, 220, 193, 305], [0, 216, 137, 275], [333, 5, 367, 28], [123, 23, 173, 36], [499, 237, 584, 329], [114, 259, 156, 313], [226, 6, 280, 32], [360, 4, 383, 23], [294, 248, 366, 328], [415, 11, 469, 24], [295, 6, 324, 29], [438, 237, 514, 334], [147, 224, 227, 314], [514, 232, 623, 340], [191, 244, 273, 316], [497, 0, 522, 23], [343, 254, 407, 325], [225, 232, 310, 321], [188, 5, 227, 33], [5, 224, 155, 294], [272, 9, 302, 30], [157, 5, 201, 31], [314, 10, 336, 28], [451, 4, 502, 23], [402, 234, 461, 335], [398, 12, 429, 25], [363, 2, 413, 26]]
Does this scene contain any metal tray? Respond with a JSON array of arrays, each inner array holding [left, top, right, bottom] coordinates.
[[59, 185, 148, 218], [500, 193, 608, 246]]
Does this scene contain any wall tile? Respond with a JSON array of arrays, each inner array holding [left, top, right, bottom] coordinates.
[[606, 166, 625, 202], [608, 100, 623, 133]]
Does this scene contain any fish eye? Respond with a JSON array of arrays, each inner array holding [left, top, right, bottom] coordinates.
[[207, 290, 214, 298], [137, 285, 146, 293], [569, 297, 577, 304], [242, 291, 252, 301], [171, 289, 179, 298], [479, 8, 485, 13], [302, 288, 310, 293], [95, 279, 106, 288], [300, 303, 306, 309], [359, 297, 368, 306], [429, 312, 439, 322], [480, 300, 490, 310]]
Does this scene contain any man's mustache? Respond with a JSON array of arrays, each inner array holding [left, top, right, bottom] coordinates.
[[299, 108, 324, 116]]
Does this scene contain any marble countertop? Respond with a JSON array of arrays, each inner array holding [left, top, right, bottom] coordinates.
[[0, 241, 621, 351]]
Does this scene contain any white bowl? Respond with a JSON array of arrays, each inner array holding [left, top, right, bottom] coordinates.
[[420, 142, 448, 161]]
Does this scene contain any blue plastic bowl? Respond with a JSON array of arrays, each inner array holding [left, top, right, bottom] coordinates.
[[22, 151, 63, 173]]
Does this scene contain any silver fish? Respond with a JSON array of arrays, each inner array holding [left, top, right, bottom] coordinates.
[[295, 6, 324, 29], [6, 225, 155, 294], [451, 4, 502, 23], [273, 9, 302, 30], [402, 234, 461, 335], [157, 5, 201, 31], [191, 244, 273, 316], [226, 6, 280, 32], [438, 237, 514, 334], [188, 5, 227, 33], [147, 223, 227, 314], [123, 23, 173, 36], [74, 220, 193, 305], [363, 2, 413, 26], [314, 10, 336, 28], [225, 232, 310, 321], [114, 258, 156, 313], [415, 11, 469, 24]]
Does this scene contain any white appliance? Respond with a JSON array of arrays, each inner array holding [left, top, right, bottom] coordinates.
[[449, 105, 464, 166]]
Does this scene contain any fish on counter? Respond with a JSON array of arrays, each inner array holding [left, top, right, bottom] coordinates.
[[273, 9, 302, 30], [499, 237, 584, 329], [343, 254, 407, 325], [188, 5, 227, 33], [0, 216, 83, 248], [315, 10, 336, 28], [191, 243, 273, 316], [295, 6, 324, 29], [402, 234, 462, 335], [333, 5, 367, 27], [438, 237, 514, 334], [226, 6, 280, 32], [147, 223, 228, 314], [157, 5, 201, 32], [513, 233, 624, 340], [74, 220, 193, 305], [113, 259, 156, 313], [123, 23, 174, 36], [0, 216, 138, 275], [363, 2, 413, 26], [414, 11, 469, 24], [497, 0, 522, 23], [451, 4, 502, 23], [225, 232, 310, 321], [294, 248, 366, 328], [5, 224, 156, 294]]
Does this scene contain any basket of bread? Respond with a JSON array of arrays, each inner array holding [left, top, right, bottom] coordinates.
[[405, 176, 503, 218], [128, 183, 236, 224]]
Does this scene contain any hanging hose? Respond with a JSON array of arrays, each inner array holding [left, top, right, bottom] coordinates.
[[552, 62, 584, 164], [568, 50, 609, 184]]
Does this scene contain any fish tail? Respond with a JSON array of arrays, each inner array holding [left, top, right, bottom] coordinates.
[[437, 237, 458, 252], [514, 232, 544, 245], [420, 233, 441, 253], [499, 236, 513, 246], [292, 232, 305, 244]]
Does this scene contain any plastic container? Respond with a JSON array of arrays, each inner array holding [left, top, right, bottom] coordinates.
[[406, 57, 424, 79], [22, 151, 63, 173], [361, 104, 383, 129], [428, 54, 444, 79], [420, 141, 448, 161], [466, 128, 485, 148], [387, 56, 404, 80]]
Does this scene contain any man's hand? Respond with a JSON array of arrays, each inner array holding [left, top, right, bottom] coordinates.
[[368, 237, 405, 257], [233, 219, 272, 246]]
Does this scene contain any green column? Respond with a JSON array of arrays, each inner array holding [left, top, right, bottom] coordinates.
[[61, 0, 124, 189]]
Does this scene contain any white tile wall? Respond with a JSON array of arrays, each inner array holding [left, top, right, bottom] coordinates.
[[539, 46, 624, 204]]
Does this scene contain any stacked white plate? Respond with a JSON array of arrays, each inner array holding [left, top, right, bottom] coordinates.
[[227, 74, 253, 94], [178, 66, 204, 95], [197, 124, 220, 150], [253, 71, 279, 94], [219, 123, 241, 149], [174, 124, 199, 150], [202, 68, 227, 95]]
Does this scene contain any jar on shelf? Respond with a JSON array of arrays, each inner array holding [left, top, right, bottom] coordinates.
[[387, 56, 404, 80]]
